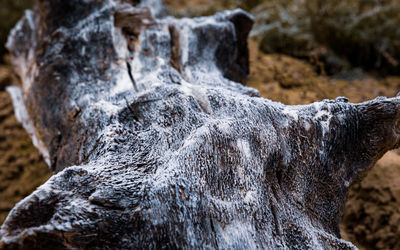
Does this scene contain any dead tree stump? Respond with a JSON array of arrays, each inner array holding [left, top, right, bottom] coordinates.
[[1, 0, 400, 249]]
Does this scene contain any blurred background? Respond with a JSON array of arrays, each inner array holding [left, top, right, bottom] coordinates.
[[0, 0, 399, 249]]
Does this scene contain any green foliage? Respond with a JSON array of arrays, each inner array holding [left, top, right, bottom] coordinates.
[[0, 0, 34, 63]]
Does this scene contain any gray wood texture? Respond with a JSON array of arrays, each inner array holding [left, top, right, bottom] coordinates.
[[1, 0, 400, 249]]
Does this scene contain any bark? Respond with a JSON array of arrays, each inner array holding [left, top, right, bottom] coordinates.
[[1, 0, 400, 249]]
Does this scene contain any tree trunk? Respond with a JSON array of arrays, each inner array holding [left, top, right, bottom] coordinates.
[[1, 0, 400, 249]]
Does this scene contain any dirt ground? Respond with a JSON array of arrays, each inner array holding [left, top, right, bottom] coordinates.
[[341, 152, 400, 249], [0, 65, 51, 224], [0, 40, 399, 249]]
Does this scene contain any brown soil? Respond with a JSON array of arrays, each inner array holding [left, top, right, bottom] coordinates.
[[163, 0, 214, 10], [0, 65, 51, 224], [340, 152, 400, 250], [247, 39, 400, 105]]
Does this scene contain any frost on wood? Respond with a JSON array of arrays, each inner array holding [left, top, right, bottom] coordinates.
[[1, 0, 400, 249]]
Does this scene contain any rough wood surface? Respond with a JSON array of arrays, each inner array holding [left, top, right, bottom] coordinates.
[[1, 0, 400, 249]]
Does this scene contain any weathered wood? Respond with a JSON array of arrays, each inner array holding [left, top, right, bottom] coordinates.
[[1, 0, 400, 249]]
